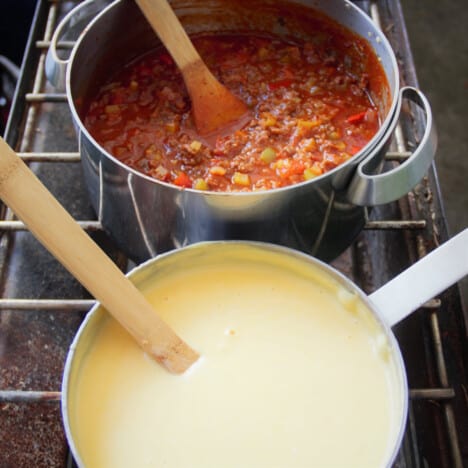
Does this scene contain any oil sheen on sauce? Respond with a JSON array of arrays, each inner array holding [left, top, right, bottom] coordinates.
[[69, 245, 405, 467]]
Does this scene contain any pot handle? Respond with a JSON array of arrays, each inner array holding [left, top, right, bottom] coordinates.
[[346, 86, 437, 206], [369, 229, 468, 327], [45, 0, 110, 89]]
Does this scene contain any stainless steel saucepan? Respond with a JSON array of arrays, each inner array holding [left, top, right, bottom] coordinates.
[[46, 0, 437, 262], [62, 229, 468, 467]]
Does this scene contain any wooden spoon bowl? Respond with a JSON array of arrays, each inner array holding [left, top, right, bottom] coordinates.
[[134, 0, 250, 138]]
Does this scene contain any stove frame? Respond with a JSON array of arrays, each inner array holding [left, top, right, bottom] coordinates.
[[0, 1, 466, 466]]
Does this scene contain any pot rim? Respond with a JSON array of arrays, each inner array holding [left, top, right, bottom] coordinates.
[[62, 240, 408, 468], [66, 0, 400, 197]]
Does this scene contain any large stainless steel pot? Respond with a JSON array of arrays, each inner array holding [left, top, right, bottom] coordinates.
[[61, 229, 468, 467], [46, 0, 437, 263]]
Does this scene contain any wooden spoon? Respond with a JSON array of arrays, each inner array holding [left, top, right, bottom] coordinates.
[[134, 0, 250, 138], [0, 137, 199, 374]]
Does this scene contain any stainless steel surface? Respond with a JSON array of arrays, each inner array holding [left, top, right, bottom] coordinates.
[[46, 0, 435, 263], [0, 1, 466, 467], [348, 86, 436, 206], [368, 229, 468, 327]]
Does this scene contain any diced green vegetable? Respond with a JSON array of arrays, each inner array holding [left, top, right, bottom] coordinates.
[[232, 172, 251, 186], [260, 147, 277, 163], [304, 167, 322, 180]]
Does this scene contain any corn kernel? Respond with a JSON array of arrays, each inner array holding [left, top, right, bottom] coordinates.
[[165, 122, 179, 133], [190, 140, 202, 152], [129, 80, 139, 90], [298, 119, 322, 129], [260, 112, 277, 128], [105, 104, 120, 114], [194, 178, 209, 190], [274, 158, 290, 169], [210, 166, 226, 176]]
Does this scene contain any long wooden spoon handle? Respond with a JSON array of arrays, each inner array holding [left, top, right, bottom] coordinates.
[[134, 0, 199, 70], [0, 137, 198, 373]]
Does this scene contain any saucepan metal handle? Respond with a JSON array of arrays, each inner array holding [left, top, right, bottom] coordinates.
[[45, 0, 111, 89], [369, 229, 468, 327], [346, 86, 437, 206]]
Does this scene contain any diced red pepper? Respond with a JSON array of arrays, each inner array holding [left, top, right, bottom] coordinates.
[[346, 111, 367, 124], [290, 160, 305, 175], [268, 78, 293, 90], [278, 160, 305, 179], [173, 172, 192, 188], [350, 145, 363, 155]]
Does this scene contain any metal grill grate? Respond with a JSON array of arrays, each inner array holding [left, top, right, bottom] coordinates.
[[0, 1, 466, 467]]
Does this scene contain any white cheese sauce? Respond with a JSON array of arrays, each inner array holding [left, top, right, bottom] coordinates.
[[69, 246, 404, 467]]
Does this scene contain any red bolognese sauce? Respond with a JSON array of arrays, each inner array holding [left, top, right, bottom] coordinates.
[[84, 29, 387, 192]]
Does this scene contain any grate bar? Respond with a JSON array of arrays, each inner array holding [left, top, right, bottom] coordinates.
[[420, 298, 442, 309], [0, 220, 102, 231], [385, 150, 411, 162], [409, 388, 456, 400], [0, 387, 456, 404], [0, 391, 61, 403], [430, 311, 464, 467], [18, 152, 81, 162], [0, 298, 95, 311], [36, 40, 75, 49], [25, 92, 67, 102], [364, 219, 426, 229]]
